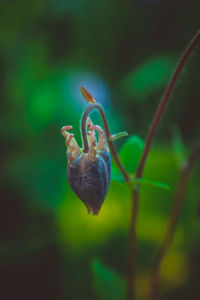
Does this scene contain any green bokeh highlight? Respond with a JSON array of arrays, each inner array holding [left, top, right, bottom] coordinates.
[[121, 55, 176, 102]]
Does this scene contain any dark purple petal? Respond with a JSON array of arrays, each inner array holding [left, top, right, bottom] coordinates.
[[67, 152, 111, 215]]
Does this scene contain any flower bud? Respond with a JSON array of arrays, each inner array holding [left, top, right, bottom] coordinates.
[[61, 118, 111, 215]]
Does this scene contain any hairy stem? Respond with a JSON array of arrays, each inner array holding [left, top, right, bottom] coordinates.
[[81, 103, 130, 181], [127, 30, 200, 300], [148, 141, 200, 300]]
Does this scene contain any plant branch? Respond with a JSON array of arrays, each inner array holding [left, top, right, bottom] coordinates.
[[136, 30, 200, 179], [81, 103, 130, 181], [127, 30, 200, 300], [81, 102, 136, 299], [148, 140, 200, 300]]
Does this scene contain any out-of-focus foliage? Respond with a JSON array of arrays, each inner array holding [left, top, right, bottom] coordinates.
[[111, 135, 145, 182], [131, 178, 170, 190], [120, 55, 176, 102], [92, 260, 126, 300], [118, 135, 145, 174], [0, 0, 200, 299]]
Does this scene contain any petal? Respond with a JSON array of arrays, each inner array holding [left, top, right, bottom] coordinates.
[[87, 129, 97, 162], [61, 125, 81, 162], [89, 125, 109, 152], [86, 117, 97, 149]]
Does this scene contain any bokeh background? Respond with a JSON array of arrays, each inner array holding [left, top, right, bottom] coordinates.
[[0, 0, 200, 299]]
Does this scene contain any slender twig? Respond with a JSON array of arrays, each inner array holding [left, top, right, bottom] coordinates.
[[80, 30, 200, 300], [148, 141, 200, 300], [127, 30, 200, 300], [81, 102, 135, 297], [136, 30, 200, 179], [81, 103, 130, 181], [127, 189, 139, 300]]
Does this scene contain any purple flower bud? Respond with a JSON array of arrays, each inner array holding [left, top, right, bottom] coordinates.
[[61, 118, 111, 215]]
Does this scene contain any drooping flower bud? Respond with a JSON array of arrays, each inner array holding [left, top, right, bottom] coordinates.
[[61, 118, 111, 215]]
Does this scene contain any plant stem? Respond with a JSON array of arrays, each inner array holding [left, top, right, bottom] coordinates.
[[81, 103, 136, 297], [127, 30, 200, 300], [137, 30, 200, 179], [81, 30, 200, 300], [148, 141, 200, 300], [127, 188, 139, 299], [81, 103, 130, 181]]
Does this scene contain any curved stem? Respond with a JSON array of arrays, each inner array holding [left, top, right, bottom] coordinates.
[[136, 30, 200, 179], [128, 30, 200, 300], [148, 141, 200, 300], [81, 29, 200, 300], [81, 103, 130, 181]]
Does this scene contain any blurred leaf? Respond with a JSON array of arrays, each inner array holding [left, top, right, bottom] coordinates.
[[111, 135, 144, 182], [172, 126, 186, 168], [111, 167, 170, 190], [92, 259, 125, 300], [131, 178, 170, 190], [121, 55, 176, 102], [119, 135, 145, 174]]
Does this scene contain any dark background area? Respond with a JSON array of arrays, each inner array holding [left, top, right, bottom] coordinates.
[[0, 0, 200, 299]]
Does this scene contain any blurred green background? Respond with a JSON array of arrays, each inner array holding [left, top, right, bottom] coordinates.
[[0, 0, 200, 299]]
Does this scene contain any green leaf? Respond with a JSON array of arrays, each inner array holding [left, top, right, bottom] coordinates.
[[111, 135, 144, 182], [119, 135, 145, 174], [92, 259, 126, 300], [131, 178, 170, 190]]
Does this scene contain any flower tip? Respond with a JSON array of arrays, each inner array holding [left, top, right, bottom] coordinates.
[[60, 125, 73, 138], [92, 210, 100, 216], [80, 86, 96, 104], [85, 203, 101, 216], [61, 125, 73, 132]]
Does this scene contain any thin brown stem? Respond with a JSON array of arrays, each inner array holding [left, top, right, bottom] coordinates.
[[81, 103, 137, 298], [136, 30, 200, 179], [81, 30, 200, 300], [127, 30, 200, 300], [148, 141, 200, 300], [127, 189, 139, 300], [81, 103, 130, 181]]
